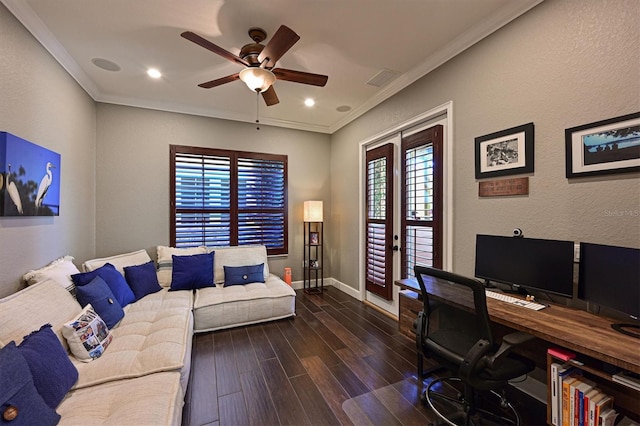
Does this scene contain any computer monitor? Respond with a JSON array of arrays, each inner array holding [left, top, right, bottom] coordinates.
[[475, 234, 574, 298], [578, 242, 640, 338]]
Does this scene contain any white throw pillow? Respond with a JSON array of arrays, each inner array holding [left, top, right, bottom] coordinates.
[[209, 245, 269, 284], [22, 256, 79, 294], [62, 305, 113, 363], [156, 245, 207, 287], [82, 249, 152, 275]]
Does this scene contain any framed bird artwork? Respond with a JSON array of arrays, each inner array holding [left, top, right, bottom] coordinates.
[[0, 132, 61, 216]]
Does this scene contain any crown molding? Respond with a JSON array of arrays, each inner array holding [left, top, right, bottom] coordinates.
[[328, 0, 545, 134]]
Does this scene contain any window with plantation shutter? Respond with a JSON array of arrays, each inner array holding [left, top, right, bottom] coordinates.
[[170, 145, 287, 255]]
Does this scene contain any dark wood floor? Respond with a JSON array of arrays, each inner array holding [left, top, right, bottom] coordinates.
[[182, 287, 546, 426]]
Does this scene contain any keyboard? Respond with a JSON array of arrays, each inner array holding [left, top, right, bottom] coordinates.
[[485, 290, 547, 311]]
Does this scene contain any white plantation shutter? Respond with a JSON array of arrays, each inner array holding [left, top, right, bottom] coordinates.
[[171, 146, 288, 255]]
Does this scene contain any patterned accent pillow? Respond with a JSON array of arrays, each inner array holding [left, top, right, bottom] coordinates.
[[62, 305, 113, 363]]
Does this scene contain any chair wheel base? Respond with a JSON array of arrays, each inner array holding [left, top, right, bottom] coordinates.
[[422, 377, 522, 426]]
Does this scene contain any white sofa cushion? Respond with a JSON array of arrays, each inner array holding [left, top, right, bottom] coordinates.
[[193, 274, 295, 332], [83, 249, 152, 275], [156, 245, 207, 287], [22, 255, 79, 294], [209, 245, 270, 285], [0, 280, 82, 352], [71, 288, 193, 390], [58, 372, 183, 426]]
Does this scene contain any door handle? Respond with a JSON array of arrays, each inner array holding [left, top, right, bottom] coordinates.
[[391, 245, 400, 252]]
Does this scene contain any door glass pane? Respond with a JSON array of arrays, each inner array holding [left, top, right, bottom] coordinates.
[[405, 145, 433, 221], [367, 157, 387, 219]]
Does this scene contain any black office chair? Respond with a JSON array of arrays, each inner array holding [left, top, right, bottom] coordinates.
[[414, 265, 535, 426]]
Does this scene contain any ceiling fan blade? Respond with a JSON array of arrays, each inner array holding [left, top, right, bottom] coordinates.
[[273, 68, 328, 87], [181, 31, 249, 67], [198, 73, 240, 89], [262, 86, 280, 106], [258, 25, 300, 69]]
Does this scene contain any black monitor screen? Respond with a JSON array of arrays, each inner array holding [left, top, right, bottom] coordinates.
[[578, 242, 640, 320], [475, 234, 574, 297]]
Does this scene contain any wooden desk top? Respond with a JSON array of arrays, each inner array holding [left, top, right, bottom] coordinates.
[[396, 278, 640, 374]]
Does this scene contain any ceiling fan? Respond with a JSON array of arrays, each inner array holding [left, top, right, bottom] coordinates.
[[181, 25, 328, 106]]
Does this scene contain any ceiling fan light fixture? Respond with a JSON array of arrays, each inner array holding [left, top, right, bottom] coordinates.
[[239, 67, 276, 92]]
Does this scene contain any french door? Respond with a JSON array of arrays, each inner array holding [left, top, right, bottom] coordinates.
[[364, 124, 444, 302], [401, 125, 443, 277], [365, 143, 395, 300]]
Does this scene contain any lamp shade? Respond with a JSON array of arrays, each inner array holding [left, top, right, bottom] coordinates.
[[303, 201, 323, 222], [239, 67, 276, 93]]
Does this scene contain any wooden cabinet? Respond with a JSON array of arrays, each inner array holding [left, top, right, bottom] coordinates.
[[398, 289, 422, 340]]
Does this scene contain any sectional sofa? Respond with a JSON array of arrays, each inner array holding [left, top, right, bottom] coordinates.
[[0, 245, 296, 425]]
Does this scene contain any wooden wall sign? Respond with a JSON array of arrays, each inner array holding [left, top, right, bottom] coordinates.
[[479, 177, 529, 197]]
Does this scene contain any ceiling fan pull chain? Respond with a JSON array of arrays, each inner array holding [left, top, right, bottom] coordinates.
[[255, 90, 260, 130]]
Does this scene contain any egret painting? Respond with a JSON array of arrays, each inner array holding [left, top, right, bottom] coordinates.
[[0, 132, 61, 216]]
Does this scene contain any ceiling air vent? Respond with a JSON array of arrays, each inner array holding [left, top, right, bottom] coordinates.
[[366, 68, 400, 87]]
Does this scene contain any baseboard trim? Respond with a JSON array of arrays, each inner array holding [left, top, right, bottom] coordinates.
[[363, 300, 399, 321], [291, 277, 361, 300]]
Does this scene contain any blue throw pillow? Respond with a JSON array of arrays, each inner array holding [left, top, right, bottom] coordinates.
[[17, 324, 79, 410], [72, 263, 135, 307], [0, 342, 60, 425], [124, 261, 162, 300], [75, 276, 125, 328], [170, 252, 214, 291], [224, 263, 265, 286]]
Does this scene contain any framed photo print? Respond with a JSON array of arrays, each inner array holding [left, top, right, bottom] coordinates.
[[475, 123, 534, 179], [565, 112, 640, 178], [309, 232, 319, 245]]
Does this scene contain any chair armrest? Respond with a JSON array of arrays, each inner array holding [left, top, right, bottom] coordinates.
[[415, 311, 426, 353], [459, 339, 492, 382], [502, 331, 535, 346], [488, 331, 534, 368]]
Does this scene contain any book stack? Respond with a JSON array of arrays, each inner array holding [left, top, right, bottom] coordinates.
[[549, 359, 618, 426]]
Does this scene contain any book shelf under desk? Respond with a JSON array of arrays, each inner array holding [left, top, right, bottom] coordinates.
[[547, 352, 639, 425]]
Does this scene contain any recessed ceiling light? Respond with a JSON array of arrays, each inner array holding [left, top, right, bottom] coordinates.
[[147, 68, 162, 79], [336, 105, 351, 112], [91, 58, 121, 72], [304, 98, 315, 107]]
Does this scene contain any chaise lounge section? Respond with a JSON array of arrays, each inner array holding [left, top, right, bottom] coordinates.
[[0, 244, 295, 425]]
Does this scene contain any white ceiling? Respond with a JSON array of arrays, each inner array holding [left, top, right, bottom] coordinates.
[[2, 0, 543, 134]]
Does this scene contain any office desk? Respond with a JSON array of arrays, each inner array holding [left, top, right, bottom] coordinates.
[[396, 278, 640, 423], [395, 278, 640, 374]]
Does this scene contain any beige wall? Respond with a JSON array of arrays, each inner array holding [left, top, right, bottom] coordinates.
[[330, 0, 640, 290], [95, 103, 331, 282], [0, 4, 96, 297], [1, 0, 638, 300]]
